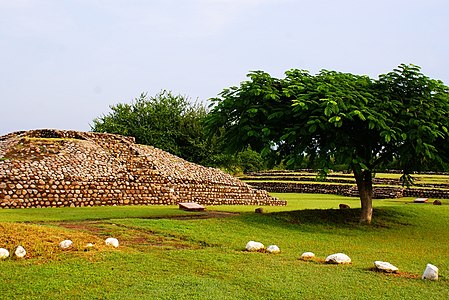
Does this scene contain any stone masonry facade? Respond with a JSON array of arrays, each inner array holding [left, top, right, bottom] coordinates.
[[0, 129, 286, 209]]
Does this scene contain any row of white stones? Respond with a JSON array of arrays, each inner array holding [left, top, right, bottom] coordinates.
[[245, 241, 280, 253], [246, 241, 439, 281], [302, 252, 439, 280], [0, 237, 120, 259], [1, 239, 439, 281], [0, 246, 26, 258], [59, 237, 120, 249]]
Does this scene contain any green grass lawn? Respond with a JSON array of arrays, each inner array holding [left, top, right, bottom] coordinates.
[[0, 194, 448, 299]]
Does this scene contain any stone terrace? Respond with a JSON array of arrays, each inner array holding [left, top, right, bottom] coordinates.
[[0, 129, 286, 209]]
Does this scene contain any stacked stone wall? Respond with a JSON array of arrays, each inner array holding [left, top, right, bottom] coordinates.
[[0, 130, 286, 209], [403, 188, 449, 199], [250, 182, 403, 199], [250, 182, 449, 199]]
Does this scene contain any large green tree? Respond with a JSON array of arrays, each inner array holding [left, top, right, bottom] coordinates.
[[91, 90, 210, 164], [205, 64, 449, 223]]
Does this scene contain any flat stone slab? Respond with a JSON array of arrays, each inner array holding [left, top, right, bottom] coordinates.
[[414, 198, 428, 203], [300, 252, 316, 260], [374, 261, 399, 273], [179, 202, 205, 211], [325, 253, 351, 264], [246, 241, 265, 251]]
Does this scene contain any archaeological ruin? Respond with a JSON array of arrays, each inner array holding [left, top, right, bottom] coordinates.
[[0, 129, 286, 209]]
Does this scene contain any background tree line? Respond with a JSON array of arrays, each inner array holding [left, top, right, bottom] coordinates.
[[91, 90, 265, 173]]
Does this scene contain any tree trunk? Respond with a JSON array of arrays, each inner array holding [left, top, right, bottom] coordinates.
[[353, 168, 373, 224]]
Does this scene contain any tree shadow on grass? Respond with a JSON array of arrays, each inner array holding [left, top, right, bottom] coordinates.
[[240, 207, 413, 231]]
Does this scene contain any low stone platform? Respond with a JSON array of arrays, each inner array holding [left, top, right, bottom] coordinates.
[[414, 198, 428, 203], [179, 202, 205, 211]]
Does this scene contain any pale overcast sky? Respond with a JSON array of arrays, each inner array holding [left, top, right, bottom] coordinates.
[[1, 0, 448, 136]]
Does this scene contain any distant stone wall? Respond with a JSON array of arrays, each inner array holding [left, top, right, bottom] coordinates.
[[250, 182, 449, 199], [0, 130, 286, 209], [248, 169, 449, 176], [249, 182, 404, 199], [403, 188, 449, 199], [242, 176, 403, 186]]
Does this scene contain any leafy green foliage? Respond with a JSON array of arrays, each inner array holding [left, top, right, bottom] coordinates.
[[206, 71, 293, 157], [203, 148, 266, 174], [91, 91, 211, 164], [376, 65, 449, 172], [236, 148, 265, 173]]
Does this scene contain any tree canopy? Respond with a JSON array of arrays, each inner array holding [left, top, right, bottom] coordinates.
[[91, 90, 210, 164], [205, 64, 449, 223]]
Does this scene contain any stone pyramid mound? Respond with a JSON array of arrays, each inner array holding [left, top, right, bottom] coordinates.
[[0, 129, 286, 209]]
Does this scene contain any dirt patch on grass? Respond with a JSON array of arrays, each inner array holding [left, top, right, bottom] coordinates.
[[298, 257, 326, 264], [0, 222, 107, 261], [393, 272, 421, 279], [58, 221, 104, 234], [368, 267, 420, 279], [56, 220, 199, 251], [162, 211, 239, 220], [53, 210, 238, 250], [0, 212, 237, 262]]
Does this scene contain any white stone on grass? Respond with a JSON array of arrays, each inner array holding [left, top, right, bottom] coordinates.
[[422, 264, 438, 281], [325, 253, 351, 264], [374, 261, 398, 273], [83, 243, 95, 251], [14, 246, 26, 258], [105, 237, 119, 248], [59, 240, 73, 249], [300, 252, 316, 260], [245, 241, 265, 252], [0, 248, 9, 259], [266, 245, 280, 253]]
